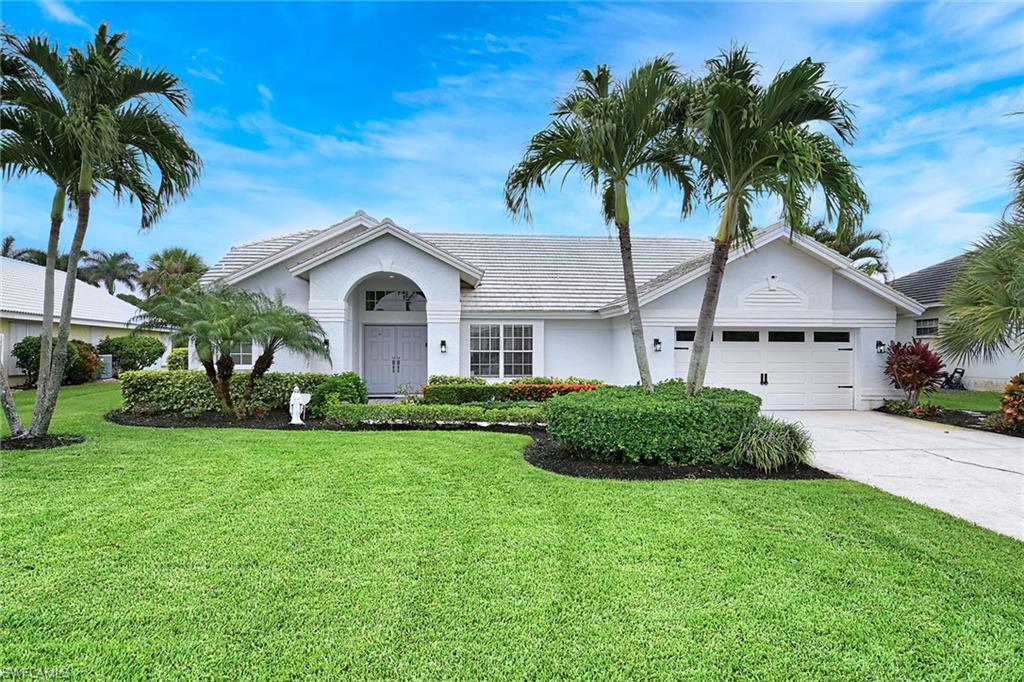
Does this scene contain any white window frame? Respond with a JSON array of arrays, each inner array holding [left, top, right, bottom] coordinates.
[[915, 318, 939, 337], [468, 323, 534, 379], [230, 340, 254, 368]]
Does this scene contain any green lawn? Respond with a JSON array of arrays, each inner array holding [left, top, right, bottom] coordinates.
[[922, 390, 1003, 412], [2, 384, 1022, 679]]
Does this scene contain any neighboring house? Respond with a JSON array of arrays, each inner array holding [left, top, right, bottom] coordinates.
[[892, 256, 1022, 390], [1, 256, 168, 385], [199, 210, 927, 410]]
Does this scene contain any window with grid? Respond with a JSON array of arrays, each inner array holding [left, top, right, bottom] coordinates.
[[469, 324, 534, 378], [915, 318, 939, 336], [502, 324, 533, 377], [469, 325, 501, 377], [230, 340, 253, 366]]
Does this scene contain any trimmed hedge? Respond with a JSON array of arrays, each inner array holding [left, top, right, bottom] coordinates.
[[427, 375, 486, 385], [508, 383, 601, 402], [166, 348, 189, 371], [542, 386, 762, 464], [322, 399, 542, 427], [307, 372, 368, 418], [422, 383, 511, 404], [507, 376, 604, 385], [121, 370, 330, 415]]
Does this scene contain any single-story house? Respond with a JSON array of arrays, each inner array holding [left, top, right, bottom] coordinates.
[[1, 256, 168, 385], [198, 210, 931, 410], [892, 256, 1022, 390]]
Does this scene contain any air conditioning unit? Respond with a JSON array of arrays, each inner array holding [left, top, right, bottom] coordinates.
[[97, 354, 114, 379]]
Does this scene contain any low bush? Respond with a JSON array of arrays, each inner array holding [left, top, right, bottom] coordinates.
[[459, 400, 541, 410], [724, 415, 813, 472], [543, 386, 761, 464], [165, 348, 189, 371], [508, 383, 602, 402], [97, 335, 166, 374], [422, 383, 511, 404], [428, 375, 486, 385], [11, 335, 83, 386], [121, 371, 330, 414], [507, 376, 605, 385], [307, 372, 369, 418], [66, 340, 100, 385], [322, 399, 542, 427], [883, 398, 941, 418], [999, 373, 1024, 432]]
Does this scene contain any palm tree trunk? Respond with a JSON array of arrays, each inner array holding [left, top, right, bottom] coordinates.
[[0, 361, 27, 437], [239, 350, 274, 416], [613, 181, 653, 391], [29, 190, 89, 436], [201, 358, 236, 416], [29, 188, 66, 435], [215, 353, 238, 417], [686, 240, 731, 394]]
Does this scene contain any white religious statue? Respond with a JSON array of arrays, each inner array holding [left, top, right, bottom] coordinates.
[[289, 386, 312, 425]]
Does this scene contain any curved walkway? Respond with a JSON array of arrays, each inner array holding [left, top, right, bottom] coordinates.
[[773, 410, 1024, 541]]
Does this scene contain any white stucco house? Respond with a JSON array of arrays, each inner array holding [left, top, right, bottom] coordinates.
[[892, 255, 1022, 390], [199, 210, 932, 410]]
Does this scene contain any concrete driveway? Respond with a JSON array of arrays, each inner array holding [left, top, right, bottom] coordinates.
[[773, 410, 1024, 541]]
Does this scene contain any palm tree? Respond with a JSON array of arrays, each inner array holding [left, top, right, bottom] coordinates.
[[2, 25, 201, 437], [938, 211, 1024, 364], [505, 57, 693, 391], [81, 249, 140, 293], [800, 220, 888, 277], [677, 47, 868, 394], [138, 247, 207, 296], [0, 235, 46, 264]]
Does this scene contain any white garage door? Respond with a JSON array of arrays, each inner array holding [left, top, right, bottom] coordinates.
[[674, 329, 854, 410]]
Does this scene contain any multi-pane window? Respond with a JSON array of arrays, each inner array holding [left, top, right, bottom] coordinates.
[[230, 340, 253, 366], [915, 318, 939, 337], [470, 324, 533, 378], [365, 290, 426, 312]]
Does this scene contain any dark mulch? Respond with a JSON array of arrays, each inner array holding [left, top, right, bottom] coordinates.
[[524, 432, 835, 481], [2, 434, 86, 450], [875, 407, 1024, 439]]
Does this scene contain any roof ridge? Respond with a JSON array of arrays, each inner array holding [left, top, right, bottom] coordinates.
[[419, 231, 710, 242]]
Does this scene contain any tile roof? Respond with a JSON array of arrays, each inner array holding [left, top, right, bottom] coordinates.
[[889, 255, 964, 306], [1, 257, 143, 326], [203, 225, 713, 312]]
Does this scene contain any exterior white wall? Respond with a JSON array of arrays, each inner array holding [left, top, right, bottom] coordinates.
[[896, 304, 1023, 390], [542, 319, 615, 382]]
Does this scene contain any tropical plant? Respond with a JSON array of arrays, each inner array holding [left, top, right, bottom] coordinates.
[[799, 219, 888, 276], [676, 46, 868, 394], [138, 247, 207, 296], [96, 335, 165, 374], [81, 249, 139, 293], [938, 213, 1024, 364], [1, 24, 201, 437], [505, 57, 693, 391], [724, 415, 813, 472], [0, 235, 46, 264], [883, 339, 945, 404]]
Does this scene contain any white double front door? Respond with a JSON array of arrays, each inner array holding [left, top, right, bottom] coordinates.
[[363, 325, 428, 394]]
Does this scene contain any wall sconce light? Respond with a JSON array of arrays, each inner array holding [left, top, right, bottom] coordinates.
[[323, 338, 330, 350], [440, 339, 448, 353], [875, 340, 885, 354], [653, 338, 662, 352]]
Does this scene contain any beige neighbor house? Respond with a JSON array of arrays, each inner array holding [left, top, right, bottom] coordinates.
[[1, 256, 169, 385], [891, 255, 1022, 390]]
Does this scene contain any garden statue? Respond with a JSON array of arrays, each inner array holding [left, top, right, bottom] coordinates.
[[289, 386, 312, 425]]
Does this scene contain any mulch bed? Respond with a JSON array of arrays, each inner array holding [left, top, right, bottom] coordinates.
[[875, 407, 1023, 439], [524, 432, 835, 481], [1, 434, 86, 450]]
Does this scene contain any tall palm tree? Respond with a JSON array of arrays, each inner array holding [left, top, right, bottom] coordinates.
[[505, 57, 693, 391], [2, 25, 202, 437], [676, 47, 868, 394], [81, 249, 140, 293], [138, 247, 207, 296], [0, 235, 46, 264], [800, 220, 889, 277], [938, 211, 1024, 364]]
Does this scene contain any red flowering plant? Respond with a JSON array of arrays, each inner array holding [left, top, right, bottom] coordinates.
[[883, 339, 945, 405], [508, 383, 602, 402], [999, 373, 1024, 431]]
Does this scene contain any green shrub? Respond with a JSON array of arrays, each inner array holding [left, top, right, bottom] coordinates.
[[724, 415, 813, 472], [428, 375, 486, 385], [542, 386, 761, 464], [422, 383, 510, 404], [307, 372, 368, 418], [507, 375, 605, 385], [998, 373, 1024, 432], [459, 400, 541, 410], [121, 371, 330, 414], [11, 335, 83, 386], [66, 340, 100, 385], [322, 399, 541, 427], [166, 348, 189, 371], [97, 335, 166, 374], [508, 383, 602, 402], [653, 378, 687, 395]]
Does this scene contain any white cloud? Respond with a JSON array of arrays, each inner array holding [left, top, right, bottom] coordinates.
[[257, 83, 274, 107], [38, 0, 89, 29]]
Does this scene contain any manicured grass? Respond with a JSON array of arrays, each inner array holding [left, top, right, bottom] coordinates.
[[922, 390, 1003, 412], [2, 384, 1023, 679]]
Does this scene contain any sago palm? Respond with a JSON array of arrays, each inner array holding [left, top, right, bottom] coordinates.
[[505, 57, 694, 391], [2, 25, 201, 436], [81, 249, 140, 293], [938, 212, 1024, 365], [139, 246, 208, 296], [800, 220, 888, 276], [676, 46, 868, 393]]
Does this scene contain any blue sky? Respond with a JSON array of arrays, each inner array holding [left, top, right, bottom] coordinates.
[[2, 1, 1022, 278]]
